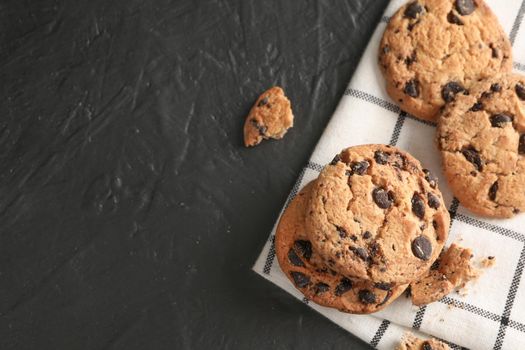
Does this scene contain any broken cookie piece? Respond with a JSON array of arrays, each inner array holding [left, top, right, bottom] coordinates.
[[410, 243, 479, 306], [396, 333, 449, 350], [243, 86, 294, 147], [481, 255, 496, 268]]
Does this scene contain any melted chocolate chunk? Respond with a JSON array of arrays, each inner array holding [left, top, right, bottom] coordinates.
[[491, 83, 502, 92], [423, 169, 437, 188], [455, 0, 476, 15], [288, 249, 305, 267], [411, 235, 432, 260], [470, 102, 484, 112], [334, 278, 353, 296], [294, 240, 312, 260], [447, 11, 464, 25], [442, 81, 465, 103], [290, 271, 310, 288], [350, 161, 370, 175], [374, 151, 389, 165], [490, 114, 513, 128], [422, 341, 433, 350], [462, 147, 483, 171], [411, 193, 426, 219], [358, 290, 377, 304], [489, 181, 499, 201], [373, 188, 394, 209], [404, 79, 420, 98], [363, 231, 372, 239], [404, 2, 424, 19], [314, 282, 330, 295], [382, 46, 390, 54], [490, 43, 499, 59], [250, 119, 267, 135], [405, 51, 417, 66], [330, 154, 341, 165], [336, 226, 347, 239], [349, 246, 369, 261], [516, 83, 525, 100], [427, 193, 441, 209]]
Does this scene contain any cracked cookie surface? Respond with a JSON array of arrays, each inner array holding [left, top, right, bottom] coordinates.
[[438, 73, 525, 218], [379, 0, 512, 122], [243, 86, 294, 147], [305, 145, 450, 284], [275, 181, 408, 314]]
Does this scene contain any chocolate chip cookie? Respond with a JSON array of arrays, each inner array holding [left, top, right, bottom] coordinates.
[[275, 181, 408, 314], [243, 87, 294, 147], [438, 74, 525, 218], [305, 145, 450, 284], [379, 0, 512, 121], [410, 243, 478, 306], [397, 333, 450, 350]]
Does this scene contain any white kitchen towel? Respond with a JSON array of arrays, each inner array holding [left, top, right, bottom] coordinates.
[[253, 1, 525, 349]]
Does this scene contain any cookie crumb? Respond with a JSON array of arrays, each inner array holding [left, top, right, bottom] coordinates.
[[481, 256, 496, 268], [243, 87, 294, 147]]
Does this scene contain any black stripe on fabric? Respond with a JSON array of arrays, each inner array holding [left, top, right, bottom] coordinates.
[[263, 235, 276, 275], [510, 0, 525, 44], [306, 161, 324, 173], [344, 88, 437, 127], [389, 112, 406, 146], [412, 305, 426, 330], [515, 61, 525, 72], [442, 340, 469, 350], [381, 16, 391, 24], [494, 244, 525, 349], [454, 213, 525, 243], [370, 320, 390, 348], [509, 319, 525, 333], [302, 297, 309, 305], [439, 296, 501, 322], [284, 167, 307, 209]]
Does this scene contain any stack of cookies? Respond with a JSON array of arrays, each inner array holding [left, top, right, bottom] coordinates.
[[276, 0, 518, 314], [276, 145, 451, 313]]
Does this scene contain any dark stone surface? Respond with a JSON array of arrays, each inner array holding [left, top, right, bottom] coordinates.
[[1, 1, 388, 349]]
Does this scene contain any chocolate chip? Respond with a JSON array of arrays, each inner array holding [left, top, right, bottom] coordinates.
[[363, 231, 372, 239], [334, 278, 353, 296], [491, 83, 502, 92], [490, 43, 499, 59], [377, 290, 393, 307], [294, 240, 312, 260], [369, 242, 380, 259], [481, 90, 494, 99], [427, 193, 441, 209], [422, 341, 433, 350], [350, 161, 370, 175], [455, 0, 476, 15], [489, 181, 499, 201], [314, 282, 330, 295], [432, 219, 438, 230], [470, 102, 484, 112], [412, 193, 426, 219], [423, 169, 437, 188], [462, 147, 483, 171], [358, 290, 377, 304], [442, 81, 465, 103], [405, 51, 417, 66], [516, 83, 525, 100], [350, 234, 358, 242], [250, 119, 267, 136], [447, 11, 464, 25], [520, 135, 525, 154], [404, 79, 420, 97], [490, 114, 513, 128], [382, 46, 390, 54], [374, 151, 389, 165], [288, 249, 305, 267], [336, 226, 347, 239], [257, 96, 269, 107], [373, 188, 394, 209], [411, 235, 432, 260], [330, 154, 341, 165], [404, 2, 424, 19], [290, 271, 310, 288], [374, 282, 392, 291], [350, 246, 369, 261]]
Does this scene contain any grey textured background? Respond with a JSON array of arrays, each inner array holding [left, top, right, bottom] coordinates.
[[1, 1, 389, 348]]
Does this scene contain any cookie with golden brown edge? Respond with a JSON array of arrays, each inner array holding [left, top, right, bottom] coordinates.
[[305, 145, 450, 284], [438, 73, 525, 218], [379, 0, 512, 121], [275, 181, 408, 314]]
